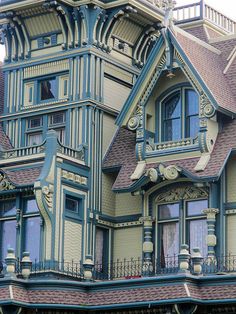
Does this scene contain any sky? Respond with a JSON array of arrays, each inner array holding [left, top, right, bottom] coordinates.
[[0, 0, 235, 61]]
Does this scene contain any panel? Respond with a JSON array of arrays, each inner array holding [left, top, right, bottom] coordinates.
[[104, 78, 131, 111], [64, 220, 82, 262]]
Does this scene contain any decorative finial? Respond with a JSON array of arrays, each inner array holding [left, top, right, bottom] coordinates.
[[161, 0, 176, 11]]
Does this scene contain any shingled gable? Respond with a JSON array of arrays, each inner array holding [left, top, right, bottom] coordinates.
[[116, 24, 236, 128]]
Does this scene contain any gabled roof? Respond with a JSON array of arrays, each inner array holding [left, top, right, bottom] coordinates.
[[116, 25, 236, 127], [104, 117, 236, 192], [171, 26, 236, 114]]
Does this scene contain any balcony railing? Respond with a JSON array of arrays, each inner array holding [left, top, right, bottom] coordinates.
[[173, 1, 236, 34], [0, 141, 45, 159], [2, 254, 236, 281]]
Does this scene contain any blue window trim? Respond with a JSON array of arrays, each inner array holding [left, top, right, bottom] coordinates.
[[64, 191, 85, 222], [155, 84, 199, 144]]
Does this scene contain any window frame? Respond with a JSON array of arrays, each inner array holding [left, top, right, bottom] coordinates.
[[64, 192, 84, 222], [156, 85, 199, 144], [156, 197, 208, 264]]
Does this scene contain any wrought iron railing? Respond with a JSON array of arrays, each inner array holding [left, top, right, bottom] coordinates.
[[2, 255, 236, 281], [93, 255, 179, 280]]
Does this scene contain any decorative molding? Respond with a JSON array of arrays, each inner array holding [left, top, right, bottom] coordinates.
[[97, 219, 142, 228], [155, 185, 208, 203], [42, 185, 54, 212], [0, 173, 15, 191], [61, 170, 87, 185], [159, 164, 181, 180], [23, 60, 69, 79]]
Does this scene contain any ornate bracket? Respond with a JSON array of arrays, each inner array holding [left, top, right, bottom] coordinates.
[[0, 172, 15, 191]]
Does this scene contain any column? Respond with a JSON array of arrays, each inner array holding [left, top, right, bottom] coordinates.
[[140, 216, 154, 274], [202, 208, 219, 258]]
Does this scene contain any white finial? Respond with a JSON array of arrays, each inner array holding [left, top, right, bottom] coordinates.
[[162, 0, 176, 10]]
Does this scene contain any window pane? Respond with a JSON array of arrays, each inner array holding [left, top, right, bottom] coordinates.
[[25, 217, 40, 262], [0, 201, 16, 217], [161, 222, 179, 258], [186, 90, 199, 116], [95, 228, 104, 265], [65, 197, 79, 213], [29, 117, 42, 129], [164, 118, 181, 141], [187, 115, 199, 138], [1, 220, 16, 259], [164, 93, 181, 118], [50, 112, 65, 125], [55, 128, 65, 144], [187, 200, 208, 216], [28, 133, 42, 145], [159, 203, 179, 220], [190, 219, 207, 257], [25, 199, 39, 214], [40, 79, 56, 101]]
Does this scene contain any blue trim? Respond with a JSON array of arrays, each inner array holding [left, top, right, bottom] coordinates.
[[116, 36, 164, 126]]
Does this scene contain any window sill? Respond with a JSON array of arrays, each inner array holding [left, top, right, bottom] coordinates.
[[145, 137, 199, 157]]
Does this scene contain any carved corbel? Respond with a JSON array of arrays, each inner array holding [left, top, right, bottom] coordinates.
[[0, 172, 15, 191]]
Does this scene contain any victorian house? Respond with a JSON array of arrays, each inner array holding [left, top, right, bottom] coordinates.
[[0, 0, 236, 313]]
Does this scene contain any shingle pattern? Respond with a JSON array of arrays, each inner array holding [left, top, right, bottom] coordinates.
[[3, 281, 236, 307], [104, 117, 236, 190], [174, 29, 236, 113], [3, 167, 42, 186]]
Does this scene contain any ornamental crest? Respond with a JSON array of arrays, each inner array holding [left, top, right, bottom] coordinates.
[[0, 173, 15, 191], [155, 185, 208, 203]]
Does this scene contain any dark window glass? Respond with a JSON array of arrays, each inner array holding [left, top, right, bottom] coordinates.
[[25, 199, 39, 214], [29, 117, 42, 129], [163, 92, 181, 141], [50, 112, 65, 125], [1, 220, 16, 259], [40, 78, 56, 101], [159, 203, 179, 220], [0, 201, 16, 217], [65, 196, 79, 213], [186, 90, 199, 138], [25, 216, 41, 262]]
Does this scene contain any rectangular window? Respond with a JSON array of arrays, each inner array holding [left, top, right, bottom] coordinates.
[[40, 78, 57, 101], [28, 133, 43, 146], [160, 222, 179, 266], [24, 216, 41, 262], [25, 199, 39, 214], [0, 201, 16, 217], [65, 194, 83, 221], [55, 128, 65, 144], [1, 220, 17, 260], [28, 117, 42, 129], [49, 112, 65, 125], [159, 203, 179, 220]]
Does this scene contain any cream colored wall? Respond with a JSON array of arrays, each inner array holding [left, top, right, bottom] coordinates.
[[227, 157, 236, 202], [113, 227, 142, 260], [64, 220, 82, 262], [104, 78, 131, 111], [103, 113, 117, 156], [145, 69, 188, 133], [115, 193, 142, 216], [102, 173, 116, 216]]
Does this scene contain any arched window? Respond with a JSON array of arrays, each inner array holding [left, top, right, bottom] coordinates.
[[158, 87, 199, 142]]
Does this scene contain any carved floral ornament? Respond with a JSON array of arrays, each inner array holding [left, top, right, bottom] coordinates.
[[0, 172, 15, 191], [155, 185, 208, 203]]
